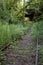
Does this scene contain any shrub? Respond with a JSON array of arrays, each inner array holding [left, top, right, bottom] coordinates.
[[31, 21, 43, 65], [31, 21, 43, 39]]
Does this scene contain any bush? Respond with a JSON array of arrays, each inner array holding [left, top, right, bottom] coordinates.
[[31, 21, 43, 39], [31, 21, 43, 65]]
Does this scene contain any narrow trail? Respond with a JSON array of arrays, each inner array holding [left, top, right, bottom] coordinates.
[[2, 30, 35, 65]]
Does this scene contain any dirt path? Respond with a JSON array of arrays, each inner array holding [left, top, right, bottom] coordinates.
[[2, 30, 35, 65]]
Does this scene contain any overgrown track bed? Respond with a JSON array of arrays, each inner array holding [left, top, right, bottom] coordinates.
[[1, 29, 35, 65]]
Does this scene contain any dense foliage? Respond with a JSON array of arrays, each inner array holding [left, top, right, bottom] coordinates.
[[0, 0, 43, 65], [31, 21, 43, 65]]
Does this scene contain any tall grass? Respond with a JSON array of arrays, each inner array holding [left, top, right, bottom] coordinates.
[[0, 23, 28, 49], [31, 21, 43, 65], [31, 21, 43, 39]]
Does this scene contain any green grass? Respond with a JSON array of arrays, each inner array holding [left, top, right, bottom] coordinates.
[[31, 21, 43, 65], [0, 23, 28, 49], [31, 21, 43, 39]]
